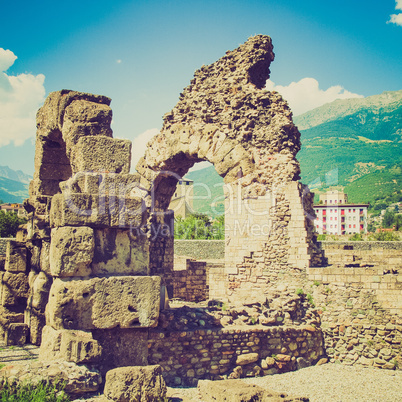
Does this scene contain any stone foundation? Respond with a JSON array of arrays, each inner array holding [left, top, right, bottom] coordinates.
[[148, 325, 325, 386]]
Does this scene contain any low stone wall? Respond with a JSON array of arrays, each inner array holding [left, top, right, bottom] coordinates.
[[148, 325, 325, 386], [174, 240, 224, 260], [309, 241, 402, 315], [323, 321, 401, 369], [320, 241, 402, 270], [305, 275, 402, 370], [207, 262, 226, 300], [169, 260, 209, 302]]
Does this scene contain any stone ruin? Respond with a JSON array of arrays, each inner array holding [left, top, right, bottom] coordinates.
[[0, 35, 333, 395]]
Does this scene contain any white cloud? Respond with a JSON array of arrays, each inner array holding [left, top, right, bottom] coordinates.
[[131, 128, 159, 169], [0, 49, 17, 72], [388, 0, 402, 25], [389, 13, 402, 25], [0, 48, 46, 147], [116, 59, 122, 64], [266, 77, 363, 116]]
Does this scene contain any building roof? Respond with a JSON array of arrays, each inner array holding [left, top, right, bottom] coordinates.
[[314, 203, 369, 208]]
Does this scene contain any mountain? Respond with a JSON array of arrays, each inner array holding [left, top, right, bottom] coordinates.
[[0, 165, 31, 184], [186, 90, 402, 213], [186, 165, 225, 216], [0, 166, 31, 203], [294, 90, 402, 204], [294, 91, 402, 132]]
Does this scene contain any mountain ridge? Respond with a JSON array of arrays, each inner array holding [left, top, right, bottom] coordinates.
[[294, 90, 402, 131]]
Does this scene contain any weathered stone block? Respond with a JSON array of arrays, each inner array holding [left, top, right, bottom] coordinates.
[[50, 193, 144, 229], [71, 135, 131, 174], [197, 379, 274, 402], [1, 271, 29, 307], [5, 323, 29, 346], [0, 305, 24, 340], [50, 226, 94, 277], [39, 325, 102, 363], [25, 308, 46, 345], [0, 359, 102, 396], [5, 241, 27, 273], [235, 352, 259, 365], [46, 276, 161, 330], [104, 365, 167, 402], [50, 193, 109, 228], [29, 271, 52, 310], [59, 330, 102, 363], [92, 228, 149, 275]]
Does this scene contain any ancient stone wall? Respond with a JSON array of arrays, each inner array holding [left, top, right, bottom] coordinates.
[[168, 260, 209, 302], [0, 238, 13, 255], [138, 35, 323, 303], [148, 326, 325, 386], [174, 240, 224, 260], [1, 90, 164, 363]]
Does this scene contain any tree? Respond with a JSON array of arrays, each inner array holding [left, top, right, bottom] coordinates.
[[174, 213, 224, 240], [0, 211, 27, 238], [382, 210, 396, 228], [395, 214, 402, 231]]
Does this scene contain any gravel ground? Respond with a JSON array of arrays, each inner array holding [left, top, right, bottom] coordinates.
[[2, 344, 401, 401], [167, 364, 402, 402]]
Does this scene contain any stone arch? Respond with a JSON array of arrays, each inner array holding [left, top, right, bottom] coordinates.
[[136, 35, 301, 213], [136, 35, 321, 301]]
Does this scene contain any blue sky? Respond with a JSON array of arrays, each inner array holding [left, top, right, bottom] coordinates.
[[1, 0, 401, 175]]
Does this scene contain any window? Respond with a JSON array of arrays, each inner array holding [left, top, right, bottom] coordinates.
[[353, 209, 356, 213], [349, 209, 351, 213], [349, 224, 351, 228], [335, 217, 337, 221], [353, 224, 356, 228]]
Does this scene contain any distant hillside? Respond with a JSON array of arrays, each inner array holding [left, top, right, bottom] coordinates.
[[0, 165, 31, 184], [186, 165, 224, 216], [294, 90, 402, 131], [0, 166, 31, 203], [295, 90, 402, 204], [186, 90, 402, 214]]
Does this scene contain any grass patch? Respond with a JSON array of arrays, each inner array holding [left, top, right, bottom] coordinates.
[[0, 378, 70, 402]]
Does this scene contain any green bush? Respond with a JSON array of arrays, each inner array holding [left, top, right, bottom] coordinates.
[[0, 211, 26, 238], [0, 379, 70, 402], [368, 231, 400, 241], [174, 213, 224, 240], [349, 233, 363, 241]]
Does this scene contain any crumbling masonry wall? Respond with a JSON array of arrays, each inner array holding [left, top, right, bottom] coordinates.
[[1, 36, 328, 381], [137, 34, 323, 303]]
